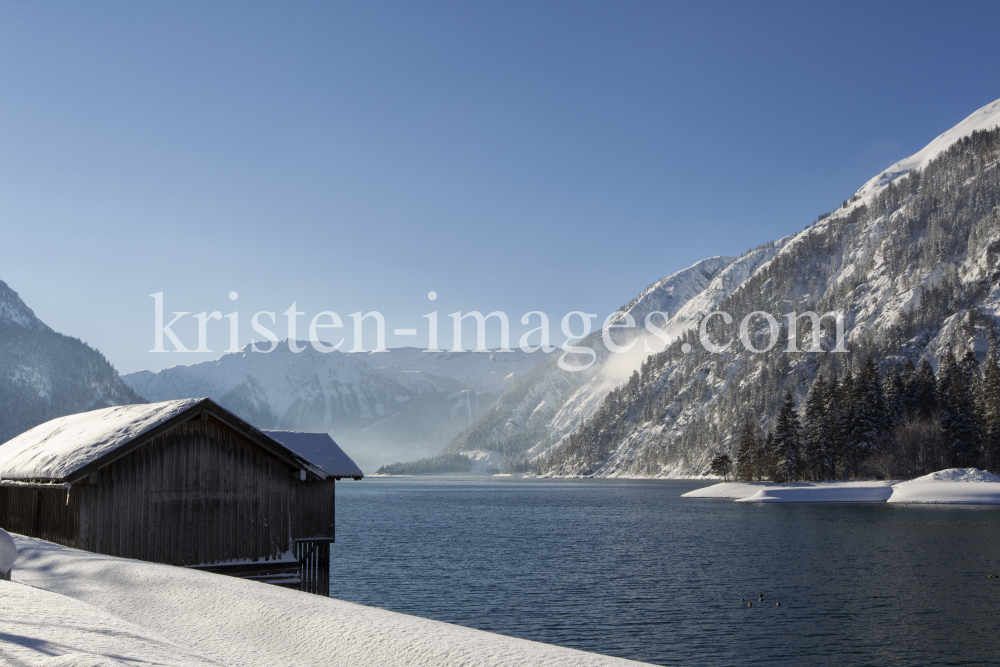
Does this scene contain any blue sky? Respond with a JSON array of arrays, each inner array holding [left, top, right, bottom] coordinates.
[[2, 1, 1000, 373]]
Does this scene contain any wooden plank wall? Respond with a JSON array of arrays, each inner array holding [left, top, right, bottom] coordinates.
[[293, 479, 336, 540], [0, 485, 81, 546], [78, 417, 302, 566]]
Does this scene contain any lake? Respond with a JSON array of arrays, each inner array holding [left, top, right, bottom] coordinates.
[[332, 476, 1000, 666]]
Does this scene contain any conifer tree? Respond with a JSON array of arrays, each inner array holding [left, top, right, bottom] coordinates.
[[709, 452, 734, 481], [762, 430, 776, 481], [771, 391, 802, 482], [960, 350, 980, 391], [938, 349, 983, 468], [735, 420, 759, 481], [847, 359, 888, 476], [911, 358, 938, 419], [937, 350, 958, 407], [898, 359, 917, 418], [826, 373, 846, 479], [840, 370, 858, 476], [981, 351, 1000, 473], [802, 375, 832, 480], [882, 364, 906, 428]]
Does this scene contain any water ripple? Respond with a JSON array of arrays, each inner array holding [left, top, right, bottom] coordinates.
[[332, 477, 1000, 666]]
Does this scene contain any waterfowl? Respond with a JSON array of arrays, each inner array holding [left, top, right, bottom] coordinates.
[[747, 602, 752, 607], [775, 602, 781, 606]]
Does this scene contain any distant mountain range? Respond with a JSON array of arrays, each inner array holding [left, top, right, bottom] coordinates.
[[0, 275, 548, 473], [6, 97, 999, 481], [122, 346, 550, 472], [0, 280, 142, 444]]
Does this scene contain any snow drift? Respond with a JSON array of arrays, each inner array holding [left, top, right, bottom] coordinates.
[[8, 534, 649, 667], [735, 481, 894, 503], [683, 469, 1000, 504], [0, 528, 16, 574], [887, 468, 1000, 504]]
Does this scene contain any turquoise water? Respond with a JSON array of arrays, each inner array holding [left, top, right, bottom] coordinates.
[[332, 476, 1000, 665]]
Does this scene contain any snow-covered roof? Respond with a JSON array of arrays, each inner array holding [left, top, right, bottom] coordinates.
[[263, 431, 364, 479], [0, 399, 347, 483], [0, 399, 204, 481]]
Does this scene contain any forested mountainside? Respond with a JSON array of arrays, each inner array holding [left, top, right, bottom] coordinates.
[[541, 121, 1000, 477], [0, 280, 143, 443]]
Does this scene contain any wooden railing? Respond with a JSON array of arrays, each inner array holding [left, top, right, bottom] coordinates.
[[294, 538, 333, 596]]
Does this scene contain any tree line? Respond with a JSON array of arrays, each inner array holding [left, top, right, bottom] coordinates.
[[712, 347, 1000, 481]]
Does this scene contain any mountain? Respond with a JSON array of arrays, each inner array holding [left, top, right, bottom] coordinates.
[[122, 345, 550, 472], [435, 96, 1000, 478], [535, 97, 1000, 477], [429, 248, 786, 472], [430, 256, 739, 468], [0, 280, 143, 443]]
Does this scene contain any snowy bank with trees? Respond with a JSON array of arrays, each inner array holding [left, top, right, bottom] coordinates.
[[683, 468, 1000, 504], [3, 534, 649, 667]]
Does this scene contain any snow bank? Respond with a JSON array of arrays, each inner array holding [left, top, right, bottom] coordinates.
[[11, 535, 648, 667], [899, 468, 1000, 483], [680, 481, 774, 499], [735, 481, 893, 503], [0, 528, 16, 572], [684, 470, 1000, 504], [887, 468, 1000, 504], [0, 580, 218, 666]]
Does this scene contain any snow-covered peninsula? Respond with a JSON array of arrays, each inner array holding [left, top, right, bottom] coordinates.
[[682, 469, 1000, 504]]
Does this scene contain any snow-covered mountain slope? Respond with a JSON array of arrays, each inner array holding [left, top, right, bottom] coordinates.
[[360, 346, 543, 394], [538, 96, 1000, 478], [539, 245, 786, 449], [0, 282, 43, 331], [619, 256, 735, 327], [0, 279, 142, 444], [440, 255, 760, 467], [852, 98, 1000, 205], [123, 346, 548, 473]]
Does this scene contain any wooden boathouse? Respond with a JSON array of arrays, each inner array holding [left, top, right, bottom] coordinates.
[[0, 398, 363, 595]]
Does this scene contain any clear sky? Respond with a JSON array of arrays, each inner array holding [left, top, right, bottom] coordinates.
[[2, 0, 1000, 373]]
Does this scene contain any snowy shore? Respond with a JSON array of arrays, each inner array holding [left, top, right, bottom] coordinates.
[[683, 469, 1000, 504], [6, 535, 649, 667]]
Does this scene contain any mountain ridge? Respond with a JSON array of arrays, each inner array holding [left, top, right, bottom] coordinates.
[[422, 96, 1000, 477], [122, 344, 552, 472], [534, 97, 1000, 477], [0, 279, 144, 444]]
